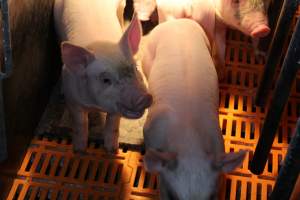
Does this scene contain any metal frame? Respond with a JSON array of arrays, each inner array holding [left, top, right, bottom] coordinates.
[[250, 1, 300, 175], [255, 0, 299, 107], [269, 117, 300, 200]]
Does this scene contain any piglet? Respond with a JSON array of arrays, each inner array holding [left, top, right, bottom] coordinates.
[[141, 19, 246, 200], [134, 0, 270, 76], [54, 0, 152, 153]]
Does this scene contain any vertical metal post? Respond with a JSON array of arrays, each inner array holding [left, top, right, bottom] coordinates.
[[269, 117, 300, 200], [250, 16, 300, 175], [0, 0, 12, 162], [255, 0, 298, 107]]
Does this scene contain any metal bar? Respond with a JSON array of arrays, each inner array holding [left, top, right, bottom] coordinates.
[[250, 17, 300, 175], [269, 117, 300, 200], [255, 0, 298, 107]]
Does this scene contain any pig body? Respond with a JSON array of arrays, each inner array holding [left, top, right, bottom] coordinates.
[[142, 19, 246, 199], [54, 0, 125, 46], [134, 0, 270, 76], [54, 0, 152, 152]]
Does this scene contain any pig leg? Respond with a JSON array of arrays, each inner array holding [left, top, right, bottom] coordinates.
[[103, 113, 121, 153], [68, 106, 89, 152]]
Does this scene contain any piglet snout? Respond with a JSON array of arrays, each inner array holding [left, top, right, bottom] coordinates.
[[136, 93, 153, 110], [250, 24, 270, 38], [119, 89, 153, 119]]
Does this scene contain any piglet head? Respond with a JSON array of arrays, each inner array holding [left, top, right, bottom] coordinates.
[[216, 0, 270, 38], [144, 148, 246, 199], [61, 14, 152, 118]]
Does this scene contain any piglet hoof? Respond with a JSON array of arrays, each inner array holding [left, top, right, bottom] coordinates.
[[72, 137, 88, 153], [72, 144, 87, 153], [73, 148, 87, 155], [103, 129, 120, 154], [104, 140, 119, 154], [105, 146, 119, 154]]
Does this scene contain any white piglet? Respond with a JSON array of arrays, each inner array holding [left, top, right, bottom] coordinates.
[[142, 19, 246, 200], [54, 0, 152, 153], [135, 0, 270, 75]]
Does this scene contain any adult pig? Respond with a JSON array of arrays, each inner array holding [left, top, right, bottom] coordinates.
[[142, 19, 246, 200], [134, 0, 270, 73], [54, 0, 152, 153]]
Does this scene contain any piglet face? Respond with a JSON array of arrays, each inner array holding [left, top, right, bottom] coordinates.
[[86, 57, 152, 118], [61, 14, 152, 118], [217, 0, 270, 38]]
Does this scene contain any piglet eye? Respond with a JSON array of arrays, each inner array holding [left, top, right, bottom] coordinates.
[[102, 78, 112, 85], [97, 72, 113, 86], [233, 0, 239, 4]]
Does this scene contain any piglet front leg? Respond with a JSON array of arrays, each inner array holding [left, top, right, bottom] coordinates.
[[68, 106, 89, 153], [103, 113, 121, 153]]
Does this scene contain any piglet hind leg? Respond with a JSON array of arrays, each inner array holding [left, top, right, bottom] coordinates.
[[103, 113, 121, 153], [68, 107, 89, 153]]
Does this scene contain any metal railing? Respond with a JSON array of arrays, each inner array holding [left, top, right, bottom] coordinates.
[[250, 0, 300, 176], [270, 117, 300, 200], [255, 0, 299, 107]]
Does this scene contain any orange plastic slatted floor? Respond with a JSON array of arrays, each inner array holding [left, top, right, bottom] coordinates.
[[6, 6, 300, 200]]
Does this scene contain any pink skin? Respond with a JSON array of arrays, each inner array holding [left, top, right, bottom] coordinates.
[[119, 78, 153, 118], [251, 25, 270, 38], [134, 0, 270, 38], [217, 0, 270, 38], [134, 0, 270, 80], [243, 12, 271, 38]]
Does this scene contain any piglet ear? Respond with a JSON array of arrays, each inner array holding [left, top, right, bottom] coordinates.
[[144, 148, 177, 172], [217, 150, 247, 173], [119, 13, 142, 59], [61, 42, 95, 72]]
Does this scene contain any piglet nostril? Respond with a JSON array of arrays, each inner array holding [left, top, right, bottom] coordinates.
[[136, 93, 153, 109]]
